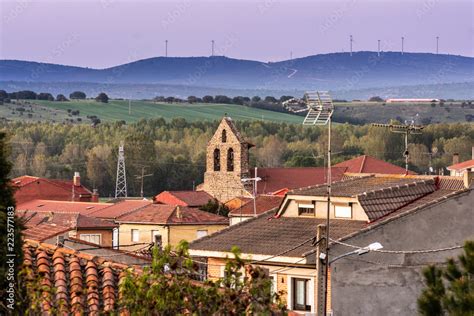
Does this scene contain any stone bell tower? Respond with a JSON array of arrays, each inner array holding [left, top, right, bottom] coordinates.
[[200, 116, 253, 202]]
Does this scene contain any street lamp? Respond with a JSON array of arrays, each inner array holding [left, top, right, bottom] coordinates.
[[329, 242, 383, 264]]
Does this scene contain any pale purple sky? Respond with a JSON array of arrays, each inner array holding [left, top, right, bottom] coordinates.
[[1, 0, 473, 68]]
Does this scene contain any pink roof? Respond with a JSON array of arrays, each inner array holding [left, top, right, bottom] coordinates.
[[88, 199, 153, 219], [447, 159, 474, 171], [154, 191, 213, 207], [17, 199, 110, 215], [117, 204, 229, 225], [334, 155, 416, 175], [250, 167, 347, 194]]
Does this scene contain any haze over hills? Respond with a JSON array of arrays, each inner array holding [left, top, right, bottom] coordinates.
[[1, 52, 473, 99]]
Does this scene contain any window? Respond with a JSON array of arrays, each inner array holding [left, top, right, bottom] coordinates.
[[222, 129, 227, 143], [298, 202, 315, 215], [227, 148, 234, 171], [213, 148, 221, 171], [292, 278, 310, 311], [151, 230, 162, 248], [80, 234, 101, 245], [197, 230, 208, 239], [131, 229, 140, 242], [335, 204, 352, 218]]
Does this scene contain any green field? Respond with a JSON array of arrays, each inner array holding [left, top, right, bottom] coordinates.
[[1, 99, 304, 124]]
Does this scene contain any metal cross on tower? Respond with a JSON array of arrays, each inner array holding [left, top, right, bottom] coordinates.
[[115, 142, 128, 198]]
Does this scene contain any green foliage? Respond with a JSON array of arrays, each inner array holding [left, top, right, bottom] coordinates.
[[120, 242, 286, 315], [95, 92, 109, 103], [69, 91, 86, 99], [418, 241, 474, 315], [199, 198, 230, 217]]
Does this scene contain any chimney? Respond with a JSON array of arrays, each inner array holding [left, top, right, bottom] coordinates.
[[91, 189, 99, 203], [464, 170, 474, 188], [452, 153, 459, 165], [73, 172, 81, 187], [176, 206, 182, 219]]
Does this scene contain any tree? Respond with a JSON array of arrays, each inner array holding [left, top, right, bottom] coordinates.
[[199, 199, 230, 217], [187, 96, 198, 104], [0, 90, 7, 100], [202, 95, 214, 103], [56, 94, 68, 102], [369, 96, 384, 102], [252, 96, 261, 102], [264, 96, 278, 103], [9, 91, 37, 100], [418, 241, 474, 315], [0, 132, 25, 312], [214, 95, 231, 104], [69, 91, 86, 99], [119, 242, 285, 314], [95, 92, 109, 103], [36, 93, 54, 101]]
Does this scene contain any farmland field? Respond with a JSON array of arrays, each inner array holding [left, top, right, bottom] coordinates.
[[0, 99, 304, 124]]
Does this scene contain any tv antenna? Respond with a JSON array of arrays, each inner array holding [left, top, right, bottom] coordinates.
[[115, 142, 128, 198], [135, 166, 153, 198], [372, 116, 424, 173], [286, 91, 334, 315]]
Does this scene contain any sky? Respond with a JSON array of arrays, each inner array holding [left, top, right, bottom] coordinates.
[[0, 0, 473, 68]]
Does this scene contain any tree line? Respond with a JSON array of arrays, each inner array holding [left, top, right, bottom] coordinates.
[[0, 90, 109, 104], [1, 118, 473, 198]]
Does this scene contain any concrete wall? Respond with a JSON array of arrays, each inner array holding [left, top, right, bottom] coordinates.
[[331, 189, 474, 316], [75, 228, 113, 247], [169, 224, 228, 245], [118, 223, 169, 251]]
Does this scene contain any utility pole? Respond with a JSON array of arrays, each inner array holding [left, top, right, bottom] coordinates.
[[165, 40, 168, 57], [135, 166, 153, 198], [350, 35, 353, 56], [315, 224, 328, 316], [401, 36, 404, 55], [377, 39, 381, 57], [115, 142, 128, 198]]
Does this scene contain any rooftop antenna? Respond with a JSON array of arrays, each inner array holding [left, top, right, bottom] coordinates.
[[165, 40, 168, 57], [436, 36, 439, 54], [241, 167, 262, 217], [211, 40, 215, 57], [401, 36, 404, 55], [286, 91, 334, 315], [115, 141, 128, 198], [372, 115, 423, 173], [378, 39, 381, 57], [350, 35, 353, 56]]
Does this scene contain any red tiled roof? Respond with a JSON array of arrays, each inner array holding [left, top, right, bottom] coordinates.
[[22, 223, 72, 242], [447, 159, 474, 171], [12, 175, 92, 195], [19, 210, 116, 230], [250, 167, 347, 194], [117, 204, 229, 225], [22, 240, 139, 314], [17, 199, 111, 215], [88, 199, 153, 219], [154, 191, 213, 207], [228, 195, 283, 217], [334, 155, 416, 174]]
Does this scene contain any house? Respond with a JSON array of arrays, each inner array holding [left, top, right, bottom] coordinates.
[[17, 200, 117, 246], [227, 195, 283, 225], [21, 239, 143, 314], [333, 154, 415, 174], [12, 172, 97, 204], [189, 174, 470, 313], [154, 190, 213, 207], [447, 148, 474, 176], [115, 204, 229, 251]]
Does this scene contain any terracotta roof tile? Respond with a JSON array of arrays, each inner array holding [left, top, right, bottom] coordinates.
[[117, 204, 229, 225], [19, 210, 116, 230], [22, 240, 136, 315], [17, 199, 110, 215], [154, 191, 213, 207], [228, 195, 283, 217], [447, 159, 474, 171], [334, 155, 416, 174], [87, 199, 153, 219], [250, 167, 347, 194], [22, 223, 72, 242]]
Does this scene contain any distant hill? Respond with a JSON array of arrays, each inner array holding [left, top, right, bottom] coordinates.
[[1, 52, 473, 97]]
